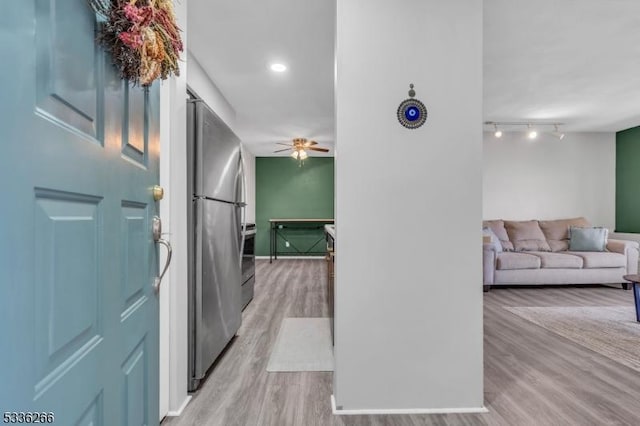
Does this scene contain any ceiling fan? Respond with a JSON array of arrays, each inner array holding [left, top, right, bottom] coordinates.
[[273, 138, 330, 161]]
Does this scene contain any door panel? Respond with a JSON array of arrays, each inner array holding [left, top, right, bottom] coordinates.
[[33, 189, 102, 384], [121, 202, 149, 309], [35, 0, 102, 142], [122, 340, 149, 426], [77, 394, 103, 426], [122, 84, 148, 165], [0, 1, 160, 424]]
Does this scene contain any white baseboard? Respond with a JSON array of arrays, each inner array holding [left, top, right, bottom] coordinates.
[[166, 395, 192, 417], [331, 395, 488, 415], [255, 256, 325, 260]]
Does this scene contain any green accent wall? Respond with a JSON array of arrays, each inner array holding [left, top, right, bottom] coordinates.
[[616, 126, 640, 232], [255, 157, 334, 256]]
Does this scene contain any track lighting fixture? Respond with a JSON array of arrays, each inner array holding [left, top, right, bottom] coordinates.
[[551, 124, 565, 140], [484, 121, 565, 140], [493, 124, 502, 138]]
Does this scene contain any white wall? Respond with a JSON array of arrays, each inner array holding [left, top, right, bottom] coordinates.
[[335, 0, 484, 413], [159, 0, 189, 418], [483, 132, 616, 229], [187, 50, 237, 132]]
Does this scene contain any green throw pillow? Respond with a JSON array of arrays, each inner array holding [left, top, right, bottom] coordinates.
[[568, 226, 608, 252]]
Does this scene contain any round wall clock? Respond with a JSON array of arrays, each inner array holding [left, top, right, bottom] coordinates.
[[397, 84, 427, 129]]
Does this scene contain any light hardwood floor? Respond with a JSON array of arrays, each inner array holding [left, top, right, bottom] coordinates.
[[162, 259, 640, 426]]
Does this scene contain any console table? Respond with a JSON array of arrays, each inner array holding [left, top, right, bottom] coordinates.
[[269, 218, 335, 263]]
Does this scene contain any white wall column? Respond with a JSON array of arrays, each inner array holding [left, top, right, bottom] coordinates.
[[334, 0, 484, 412], [159, 0, 189, 418]]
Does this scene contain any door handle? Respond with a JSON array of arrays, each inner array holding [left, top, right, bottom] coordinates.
[[238, 155, 247, 268], [152, 216, 172, 293]]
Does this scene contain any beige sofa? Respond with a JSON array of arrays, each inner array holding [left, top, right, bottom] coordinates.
[[483, 218, 639, 292]]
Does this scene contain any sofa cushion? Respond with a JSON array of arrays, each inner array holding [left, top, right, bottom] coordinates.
[[504, 220, 551, 252], [546, 240, 570, 252], [527, 251, 584, 269], [483, 220, 514, 251], [496, 252, 541, 270], [539, 217, 591, 252], [567, 251, 626, 268]]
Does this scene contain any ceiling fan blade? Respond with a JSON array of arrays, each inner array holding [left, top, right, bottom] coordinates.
[[303, 140, 318, 147], [276, 142, 293, 146], [273, 148, 292, 153], [308, 147, 330, 152]]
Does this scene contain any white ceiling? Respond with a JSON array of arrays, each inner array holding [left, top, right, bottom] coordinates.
[[189, 1, 640, 156], [188, 0, 335, 157], [484, 0, 640, 132]]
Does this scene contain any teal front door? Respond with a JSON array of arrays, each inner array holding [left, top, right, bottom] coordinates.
[[0, 1, 161, 424]]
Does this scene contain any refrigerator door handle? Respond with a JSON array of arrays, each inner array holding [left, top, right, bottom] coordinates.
[[239, 206, 246, 269], [238, 155, 247, 268]]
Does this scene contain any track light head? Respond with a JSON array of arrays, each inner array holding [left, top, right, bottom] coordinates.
[[552, 124, 565, 140], [493, 124, 502, 138]]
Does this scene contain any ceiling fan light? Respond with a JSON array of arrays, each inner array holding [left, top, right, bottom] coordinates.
[[298, 150, 308, 160], [290, 150, 299, 159]]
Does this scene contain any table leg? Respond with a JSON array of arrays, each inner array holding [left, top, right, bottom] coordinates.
[[634, 283, 640, 323], [269, 223, 273, 264], [274, 224, 278, 260]]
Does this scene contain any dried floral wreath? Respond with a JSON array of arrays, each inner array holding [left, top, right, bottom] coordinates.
[[88, 0, 183, 86]]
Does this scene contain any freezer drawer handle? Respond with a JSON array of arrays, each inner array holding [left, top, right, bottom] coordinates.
[[152, 216, 173, 293]]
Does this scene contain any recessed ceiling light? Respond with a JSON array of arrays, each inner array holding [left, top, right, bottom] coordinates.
[[270, 63, 287, 73]]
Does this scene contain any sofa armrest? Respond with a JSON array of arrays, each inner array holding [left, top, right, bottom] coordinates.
[[607, 239, 638, 253], [483, 243, 496, 285], [607, 239, 639, 274]]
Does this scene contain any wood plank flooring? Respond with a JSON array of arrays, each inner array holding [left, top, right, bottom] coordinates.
[[162, 260, 640, 426]]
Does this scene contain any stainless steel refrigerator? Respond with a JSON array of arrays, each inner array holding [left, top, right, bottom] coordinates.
[[187, 99, 246, 391]]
